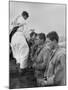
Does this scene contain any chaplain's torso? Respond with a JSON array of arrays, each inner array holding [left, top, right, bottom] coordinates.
[[11, 31, 29, 69]]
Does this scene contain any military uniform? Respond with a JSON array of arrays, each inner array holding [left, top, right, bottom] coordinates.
[[32, 45, 51, 86], [45, 46, 66, 86]]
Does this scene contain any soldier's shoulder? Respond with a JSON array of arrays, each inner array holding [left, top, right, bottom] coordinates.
[[56, 47, 66, 58], [40, 46, 50, 54]]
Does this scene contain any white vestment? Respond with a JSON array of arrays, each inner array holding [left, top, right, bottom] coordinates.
[[11, 15, 30, 69]]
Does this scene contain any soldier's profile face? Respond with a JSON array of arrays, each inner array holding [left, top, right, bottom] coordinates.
[[23, 15, 28, 20], [32, 34, 36, 39], [35, 35, 40, 44], [46, 38, 54, 49]]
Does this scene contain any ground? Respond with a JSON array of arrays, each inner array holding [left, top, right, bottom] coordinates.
[[9, 59, 37, 89]]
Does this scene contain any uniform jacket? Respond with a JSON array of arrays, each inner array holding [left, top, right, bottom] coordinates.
[[46, 46, 66, 86]]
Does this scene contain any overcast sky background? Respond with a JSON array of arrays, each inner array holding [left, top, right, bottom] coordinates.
[[9, 1, 66, 38]]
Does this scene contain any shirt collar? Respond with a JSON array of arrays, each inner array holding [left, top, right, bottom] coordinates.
[[52, 45, 59, 53]]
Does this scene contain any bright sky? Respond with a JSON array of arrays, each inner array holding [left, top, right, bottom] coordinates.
[[10, 1, 66, 37]]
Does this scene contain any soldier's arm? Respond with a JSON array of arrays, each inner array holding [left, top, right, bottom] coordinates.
[[54, 54, 66, 85], [34, 49, 49, 69], [31, 45, 40, 62]]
